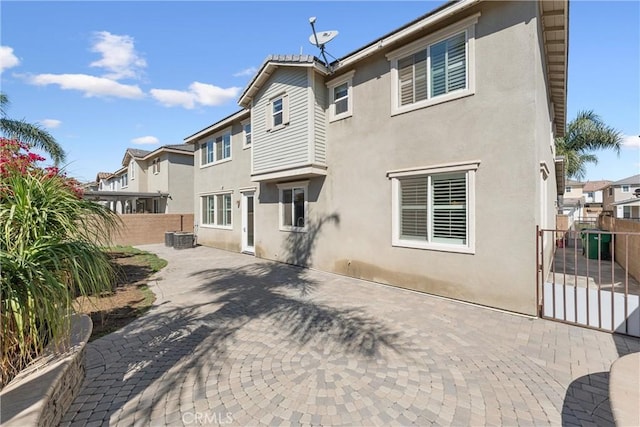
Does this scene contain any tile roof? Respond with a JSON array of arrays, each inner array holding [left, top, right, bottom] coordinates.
[[612, 174, 640, 186], [582, 180, 612, 192], [127, 148, 152, 158]]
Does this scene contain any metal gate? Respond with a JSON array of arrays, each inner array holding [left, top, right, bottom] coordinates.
[[536, 226, 640, 337]]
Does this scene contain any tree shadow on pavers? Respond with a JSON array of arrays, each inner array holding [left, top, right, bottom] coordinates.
[[62, 304, 244, 425], [561, 372, 614, 426], [190, 262, 408, 359], [188, 212, 410, 359]]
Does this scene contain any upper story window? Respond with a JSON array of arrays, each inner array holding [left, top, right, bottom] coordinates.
[[273, 98, 283, 127], [129, 160, 135, 180], [622, 185, 630, 193], [277, 181, 308, 232], [587, 192, 594, 198], [565, 186, 572, 193], [388, 161, 479, 254], [608, 187, 613, 196], [387, 13, 478, 116], [327, 70, 355, 122], [152, 158, 160, 174], [266, 94, 289, 131], [121, 173, 128, 188], [201, 129, 232, 166], [242, 120, 252, 149]]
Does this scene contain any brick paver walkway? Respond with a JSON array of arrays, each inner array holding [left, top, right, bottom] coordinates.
[[61, 244, 640, 426]]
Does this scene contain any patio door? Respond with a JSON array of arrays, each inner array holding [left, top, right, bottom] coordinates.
[[242, 191, 255, 254]]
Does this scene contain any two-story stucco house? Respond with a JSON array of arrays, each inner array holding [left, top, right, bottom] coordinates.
[[603, 174, 640, 219], [186, 0, 567, 316], [90, 144, 195, 214]]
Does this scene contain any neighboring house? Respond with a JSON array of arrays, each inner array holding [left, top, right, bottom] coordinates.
[[603, 174, 640, 219], [581, 180, 611, 219], [88, 144, 195, 214], [185, 0, 567, 316], [561, 179, 584, 219]]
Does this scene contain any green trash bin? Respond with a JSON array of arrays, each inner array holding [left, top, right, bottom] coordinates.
[[582, 230, 611, 260]]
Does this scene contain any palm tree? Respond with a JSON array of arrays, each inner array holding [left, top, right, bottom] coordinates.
[[0, 93, 66, 165], [555, 110, 622, 180]]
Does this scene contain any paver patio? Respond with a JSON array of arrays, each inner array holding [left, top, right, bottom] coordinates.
[[61, 244, 640, 426]]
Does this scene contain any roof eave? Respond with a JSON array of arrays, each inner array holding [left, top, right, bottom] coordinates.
[[238, 60, 329, 108], [540, 0, 569, 138], [183, 109, 250, 144]]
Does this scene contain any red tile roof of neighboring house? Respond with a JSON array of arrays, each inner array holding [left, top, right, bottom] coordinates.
[[583, 180, 612, 192]]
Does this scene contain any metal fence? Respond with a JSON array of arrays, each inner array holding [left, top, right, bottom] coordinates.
[[537, 227, 640, 337]]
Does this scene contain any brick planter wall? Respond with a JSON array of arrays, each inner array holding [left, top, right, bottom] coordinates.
[[0, 315, 92, 427]]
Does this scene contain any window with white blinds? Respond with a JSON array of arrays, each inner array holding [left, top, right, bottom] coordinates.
[[201, 193, 232, 228], [398, 31, 467, 107], [390, 161, 477, 253], [399, 173, 467, 245]]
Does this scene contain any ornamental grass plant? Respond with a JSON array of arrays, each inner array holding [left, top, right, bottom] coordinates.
[[0, 138, 119, 388]]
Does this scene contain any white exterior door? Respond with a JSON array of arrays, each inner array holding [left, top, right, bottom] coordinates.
[[242, 192, 255, 254]]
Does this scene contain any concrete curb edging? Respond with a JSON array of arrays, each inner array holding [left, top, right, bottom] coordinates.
[[0, 314, 93, 427], [609, 351, 640, 427]]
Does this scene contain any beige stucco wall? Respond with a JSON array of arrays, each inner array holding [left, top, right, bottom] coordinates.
[[165, 153, 194, 213], [192, 1, 559, 316], [252, 1, 551, 315], [193, 119, 254, 251]]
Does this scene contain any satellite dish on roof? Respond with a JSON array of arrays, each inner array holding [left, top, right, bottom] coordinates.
[[308, 16, 339, 70], [309, 30, 339, 47]]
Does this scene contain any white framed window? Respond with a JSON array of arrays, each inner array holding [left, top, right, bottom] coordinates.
[[201, 192, 233, 229], [327, 70, 355, 122], [242, 120, 252, 149], [389, 161, 479, 254], [623, 206, 631, 218], [387, 13, 478, 116], [266, 93, 289, 131], [121, 173, 128, 188], [129, 160, 135, 180], [152, 158, 160, 174], [200, 129, 232, 166], [277, 181, 308, 232], [622, 185, 630, 193], [565, 186, 572, 193]]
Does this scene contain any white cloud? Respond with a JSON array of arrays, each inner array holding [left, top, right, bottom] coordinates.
[[28, 73, 144, 99], [131, 136, 159, 145], [150, 88, 197, 109], [622, 134, 640, 149], [0, 46, 20, 73], [233, 66, 257, 77], [90, 31, 146, 80], [39, 119, 61, 129], [150, 82, 240, 109]]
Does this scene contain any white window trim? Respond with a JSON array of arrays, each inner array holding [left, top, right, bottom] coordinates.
[[277, 180, 309, 233], [200, 191, 234, 230], [266, 93, 290, 133], [389, 160, 479, 254], [121, 173, 129, 189], [387, 13, 479, 116], [129, 160, 135, 180], [621, 185, 630, 193], [200, 127, 233, 168], [327, 70, 355, 122], [152, 158, 160, 175], [241, 119, 252, 150]]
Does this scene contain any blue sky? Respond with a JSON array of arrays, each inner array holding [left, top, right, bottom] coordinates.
[[1, 1, 638, 183]]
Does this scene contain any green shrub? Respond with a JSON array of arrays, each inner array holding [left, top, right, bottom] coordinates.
[[0, 169, 119, 387]]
